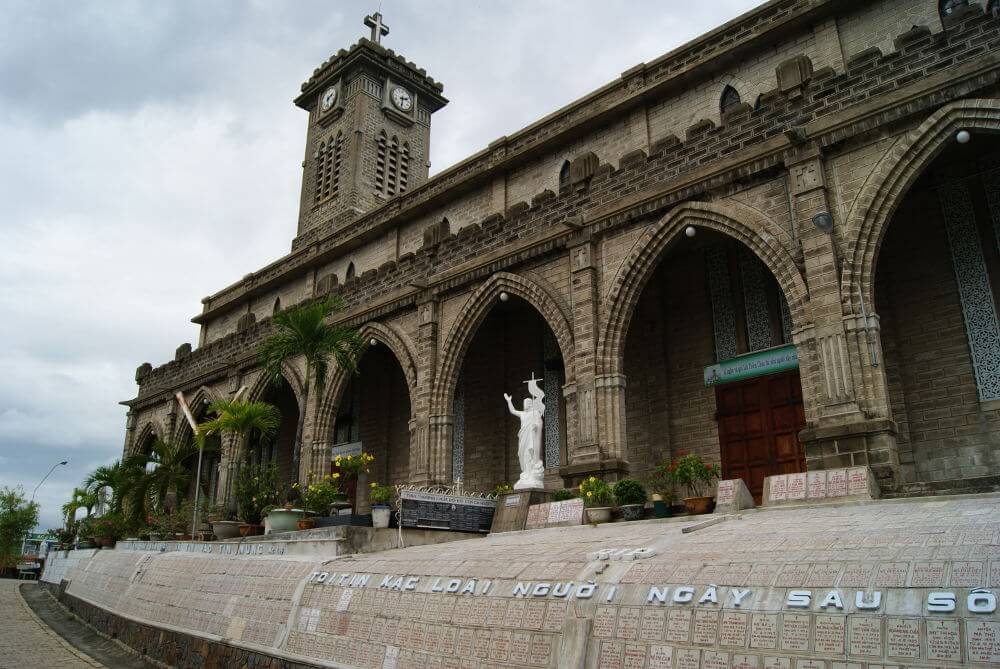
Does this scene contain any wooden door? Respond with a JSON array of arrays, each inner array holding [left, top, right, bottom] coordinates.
[[716, 370, 806, 502]]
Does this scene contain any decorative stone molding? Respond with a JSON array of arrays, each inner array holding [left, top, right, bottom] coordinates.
[[776, 54, 813, 96]]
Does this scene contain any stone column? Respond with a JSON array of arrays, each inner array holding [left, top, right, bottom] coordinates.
[[787, 146, 898, 485], [560, 233, 628, 484], [411, 296, 440, 486]]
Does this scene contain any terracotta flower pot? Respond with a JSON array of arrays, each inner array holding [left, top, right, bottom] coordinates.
[[585, 507, 613, 524], [682, 496, 713, 516], [297, 518, 316, 530], [239, 524, 263, 537]]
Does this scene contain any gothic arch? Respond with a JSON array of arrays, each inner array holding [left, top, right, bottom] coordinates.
[[244, 360, 307, 408], [598, 200, 809, 375], [130, 419, 165, 456], [432, 271, 575, 414], [842, 99, 1000, 314], [172, 384, 225, 444], [314, 320, 419, 441]]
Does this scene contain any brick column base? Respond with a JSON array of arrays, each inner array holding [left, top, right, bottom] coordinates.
[[800, 418, 899, 488]]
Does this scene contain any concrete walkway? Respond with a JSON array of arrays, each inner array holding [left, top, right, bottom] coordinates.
[[0, 579, 103, 669]]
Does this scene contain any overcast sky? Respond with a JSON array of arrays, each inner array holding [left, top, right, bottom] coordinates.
[[0, 0, 763, 531]]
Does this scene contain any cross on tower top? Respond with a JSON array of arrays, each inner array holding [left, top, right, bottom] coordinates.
[[364, 12, 390, 44]]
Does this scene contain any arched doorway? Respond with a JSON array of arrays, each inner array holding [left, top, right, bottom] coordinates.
[[621, 228, 803, 500], [177, 398, 223, 506], [874, 134, 1000, 484], [449, 294, 567, 492], [248, 377, 300, 490], [331, 344, 413, 485]]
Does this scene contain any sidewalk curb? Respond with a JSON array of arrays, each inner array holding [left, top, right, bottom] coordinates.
[[14, 582, 105, 668]]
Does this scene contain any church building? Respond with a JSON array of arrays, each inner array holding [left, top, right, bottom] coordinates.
[[123, 0, 1000, 506]]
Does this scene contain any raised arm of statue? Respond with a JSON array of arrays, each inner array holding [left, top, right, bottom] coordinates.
[[503, 393, 523, 417]]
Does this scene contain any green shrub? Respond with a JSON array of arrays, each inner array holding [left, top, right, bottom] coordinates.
[[552, 488, 577, 502], [579, 476, 613, 507], [613, 479, 647, 506]]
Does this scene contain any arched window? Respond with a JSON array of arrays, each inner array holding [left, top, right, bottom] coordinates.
[[272, 297, 281, 315], [314, 131, 344, 203], [346, 262, 356, 281], [720, 85, 742, 115], [939, 0, 969, 17], [375, 132, 408, 197], [559, 160, 571, 190]]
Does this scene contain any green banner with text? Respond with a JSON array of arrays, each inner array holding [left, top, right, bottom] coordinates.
[[703, 345, 799, 386]]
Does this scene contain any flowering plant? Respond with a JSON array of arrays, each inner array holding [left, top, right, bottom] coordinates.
[[490, 483, 513, 497], [578, 476, 613, 507], [664, 453, 720, 498], [334, 452, 374, 478], [368, 482, 395, 506], [233, 463, 280, 524], [294, 473, 343, 515]]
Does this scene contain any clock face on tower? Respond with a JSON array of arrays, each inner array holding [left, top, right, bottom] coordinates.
[[390, 86, 413, 112], [320, 87, 338, 111]]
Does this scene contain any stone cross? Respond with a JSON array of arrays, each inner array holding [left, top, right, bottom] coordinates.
[[364, 12, 390, 44], [523, 371, 539, 387]]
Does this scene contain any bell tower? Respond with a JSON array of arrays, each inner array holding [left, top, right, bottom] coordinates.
[[293, 13, 448, 238]]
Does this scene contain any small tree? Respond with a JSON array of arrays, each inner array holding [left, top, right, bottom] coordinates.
[[0, 487, 39, 569], [258, 296, 362, 482], [125, 438, 217, 513]]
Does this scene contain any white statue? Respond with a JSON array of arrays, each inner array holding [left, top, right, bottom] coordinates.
[[504, 374, 546, 490]]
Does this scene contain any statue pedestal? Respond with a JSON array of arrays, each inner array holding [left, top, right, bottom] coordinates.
[[490, 489, 551, 534]]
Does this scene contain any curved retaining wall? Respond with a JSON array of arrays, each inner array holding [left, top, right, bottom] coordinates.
[[45, 495, 1000, 668]]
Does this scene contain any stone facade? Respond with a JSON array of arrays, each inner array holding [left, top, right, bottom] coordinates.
[[124, 0, 1000, 501]]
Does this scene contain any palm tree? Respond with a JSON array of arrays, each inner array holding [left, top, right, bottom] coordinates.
[[197, 399, 282, 446], [125, 437, 218, 513], [61, 487, 98, 530], [258, 296, 362, 480]]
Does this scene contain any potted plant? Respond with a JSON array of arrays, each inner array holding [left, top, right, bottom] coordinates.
[[369, 483, 395, 529], [91, 515, 122, 548], [234, 463, 280, 536], [669, 453, 720, 515], [296, 473, 343, 529], [333, 452, 375, 513], [648, 464, 677, 518], [491, 483, 514, 497], [579, 476, 614, 524], [204, 503, 241, 540], [552, 489, 577, 502], [613, 479, 647, 521]]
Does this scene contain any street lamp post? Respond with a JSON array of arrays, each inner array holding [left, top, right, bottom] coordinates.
[[22, 460, 68, 558]]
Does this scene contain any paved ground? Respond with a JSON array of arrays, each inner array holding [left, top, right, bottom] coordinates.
[[0, 579, 153, 669], [0, 578, 103, 669]]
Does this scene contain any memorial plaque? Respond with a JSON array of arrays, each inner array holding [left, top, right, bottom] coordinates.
[[524, 498, 584, 530], [488, 629, 511, 662], [675, 648, 700, 669], [473, 628, 491, 658], [702, 650, 729, 669], [440, 627, 456, 655], [769, 475, 789, 502], [530, 634, 552, 666], [647, 644, 673, 669], [950, 560, 986, 587], [750, 614, 779, 650], [648, 564, 676, 582], [724, 563, 753, 585], [826, 469, 848, 497], [693, 610, 720, 645], [967, 620, 1000, 663], [775, 563, 810, 586], [616, 607, 641, 641], [780, 613, 810, 651], [695, 564, 729, 584], [847, 467, 869, 496], [623, 643, 646, 669], [640, 609, 666, 642], [522, 600, 545, 630], [400, 491, 496, 533], [807, 563, 842, 586], [794, 661, 824, 669], [848, 616, 882, 657], [926, 619, 961, 662], [838, 563, 875, 588], [720, 611, 749, 648], [542, 601, 567, 632], [599, 640, 624, 669], [622, 563, 650, 584], [762, 657, 791, 669], [485, 599, 507, 627], [874, 562, 908, 587], [814, 615, 845, 654], [732, 654, 759, 669], [666, 609, 692, 643], [509, 631, 531, 665], [885, 617, 919, 659], [672, 563, 701, 581], [503, 599, 525, 628], [717, 479, 735, 504], [594, 605, 618, 638], [747, 563, 781, 586], [806, 471, 826, 498], [830, 664, 862, 669], [990, 560, 1000, 587], [787, 473, 807, 500]]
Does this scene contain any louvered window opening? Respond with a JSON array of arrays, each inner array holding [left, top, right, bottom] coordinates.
[[376, 132, 409, 197], [315, 132, 343, 203]]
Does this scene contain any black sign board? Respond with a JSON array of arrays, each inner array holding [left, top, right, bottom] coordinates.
[[399, 491, 496, 533]]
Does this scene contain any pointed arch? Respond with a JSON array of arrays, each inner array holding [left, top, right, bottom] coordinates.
[[720, 84, 742, 115], [598, 200, 809, 376], [559, 160, 571, 190], [432, 271, 575, 414], [130, 419, 166, 456], [842, 99, 1000, 314], [244, 360, 307, 408], [172, 384, 225, 444], [346, 262, 356, 281], [272, 296, 282, 314], [314, 320, 419, 441]]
